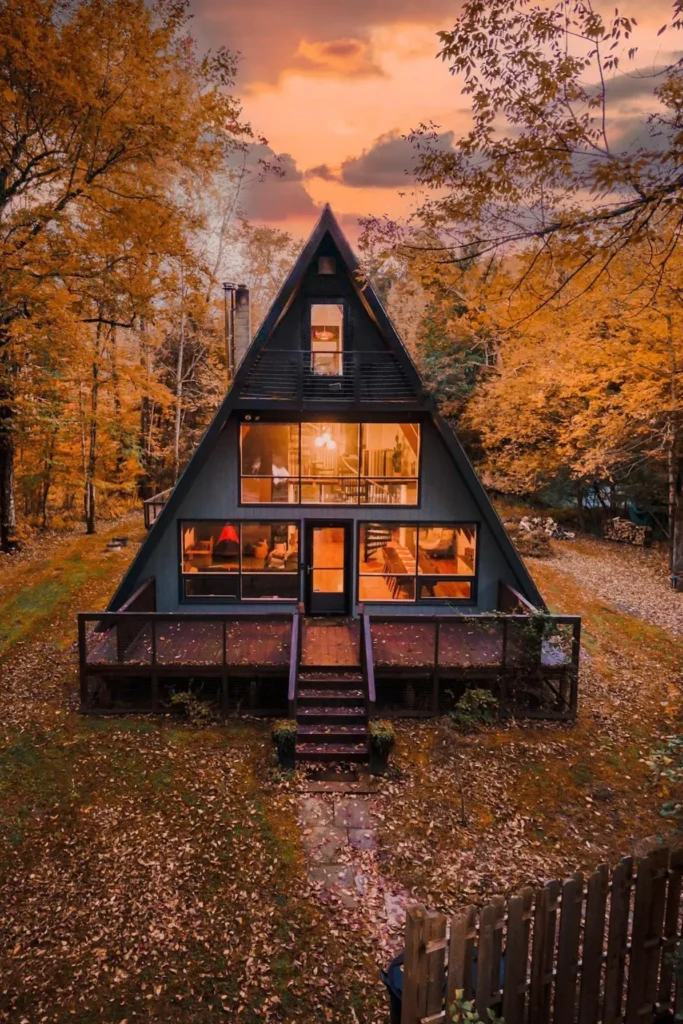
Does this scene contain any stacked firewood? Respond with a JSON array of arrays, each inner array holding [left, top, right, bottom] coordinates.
[[518, 515, 575, 539], [603, 517, 652, 546]]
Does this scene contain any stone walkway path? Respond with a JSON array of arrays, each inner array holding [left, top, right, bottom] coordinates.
[[297, 790, 409, 931]]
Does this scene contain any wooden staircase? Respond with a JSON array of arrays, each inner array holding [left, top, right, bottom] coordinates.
[[288, 612, 375, 765]]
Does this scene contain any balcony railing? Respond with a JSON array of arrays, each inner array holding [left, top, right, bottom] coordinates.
[[238, 349, 420, 404], [142, 488, 171, 529]]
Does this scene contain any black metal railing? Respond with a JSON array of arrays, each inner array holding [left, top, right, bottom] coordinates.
[[238, 350, 420, 403], [143, 489, 171, 529]]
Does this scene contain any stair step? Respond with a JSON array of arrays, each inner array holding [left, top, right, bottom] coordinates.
[[297, 678, 363, 689], [296, 742, 368, 762], [298, 723, 367, 739], [298, 688, 364, 704], [298, 669, 362, 682], [297, 705, 366, 720]]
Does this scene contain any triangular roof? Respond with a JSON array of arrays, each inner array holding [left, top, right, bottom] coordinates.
[[109, 204, 544, 610]]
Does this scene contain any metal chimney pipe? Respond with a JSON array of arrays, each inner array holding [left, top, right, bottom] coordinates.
[[222, 282, 237, 380], [233, 285, 251, 369]]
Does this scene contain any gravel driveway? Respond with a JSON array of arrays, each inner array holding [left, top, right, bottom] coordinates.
[[545, 537, 683, 637]]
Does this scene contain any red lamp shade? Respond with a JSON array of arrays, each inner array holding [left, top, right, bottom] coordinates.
[[218, 524, 239, 544]]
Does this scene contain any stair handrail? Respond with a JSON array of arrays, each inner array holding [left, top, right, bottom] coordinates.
[[361, 611, 376, 716], [288, 607, 301, 717]]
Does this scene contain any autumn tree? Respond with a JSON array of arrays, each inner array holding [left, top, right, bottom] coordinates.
[[362, 0, 683, 581], [0, 0, 248, 550], [464, 241, 683, 549]]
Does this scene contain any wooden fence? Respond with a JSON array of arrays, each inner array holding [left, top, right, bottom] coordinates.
[[401, 847, 683, 1024]]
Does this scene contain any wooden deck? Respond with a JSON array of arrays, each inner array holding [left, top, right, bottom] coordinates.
[[78, 603, 581, 721]]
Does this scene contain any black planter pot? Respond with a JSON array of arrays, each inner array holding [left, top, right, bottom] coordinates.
[[277, 747, 296, 770], [369, 749, 389, 775]]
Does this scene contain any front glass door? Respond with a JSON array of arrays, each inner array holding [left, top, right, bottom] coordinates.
[[307, 523, 348, 614]]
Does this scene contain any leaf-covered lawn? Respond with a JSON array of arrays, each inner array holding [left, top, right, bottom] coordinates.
[[372, 541, 683, 911], [1, 522, 681, 1021], [0, 520, 383, 1023]]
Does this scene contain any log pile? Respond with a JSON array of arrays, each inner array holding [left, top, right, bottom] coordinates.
[[518, 515, 575, 539], [603, 517, 652, 546]]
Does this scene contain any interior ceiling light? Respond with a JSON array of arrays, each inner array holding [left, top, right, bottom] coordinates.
[[314, 329, 334, 341], [314, 429, 337, 450]]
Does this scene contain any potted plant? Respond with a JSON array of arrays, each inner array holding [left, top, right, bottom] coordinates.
[[368, 720, 395, 775], [272, 719, 297, 769]]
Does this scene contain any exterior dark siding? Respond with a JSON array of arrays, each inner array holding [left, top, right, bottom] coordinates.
[[131, 414, 527, 614]]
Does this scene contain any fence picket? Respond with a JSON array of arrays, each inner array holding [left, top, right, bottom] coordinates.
[[645, 848, 670, 1007], [529, 881, 560, 1024], [626, 849, 668, 1023], [400, 849, 683, 1024], [446, 906, 477, 1007], [659, 849, 683, 1011], [402, 906, 426, 1024], [578, 864, 609, 1024], [502, 888, 533, 1024], [603, 857, 634, 1024], [423, 911, 448, 1021], [554, 875, 584, 1024], [475, 899, 505, 1015], [490, 896, 505, 1014]]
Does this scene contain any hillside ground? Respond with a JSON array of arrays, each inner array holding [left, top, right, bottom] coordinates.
[[0, 516, 681, 1022]]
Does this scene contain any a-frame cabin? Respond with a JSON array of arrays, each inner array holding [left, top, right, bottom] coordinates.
[[78, 206, 580, 759]]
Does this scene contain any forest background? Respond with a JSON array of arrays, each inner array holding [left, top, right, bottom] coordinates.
[[1, 0, 682, 575]]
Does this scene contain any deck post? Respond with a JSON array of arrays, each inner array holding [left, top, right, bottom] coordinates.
[[78, 614, 88, 712], [432, 619, 440, 715], [570, 619, 581, 717], [150, 617, 158, 713], [221, 619, 228, 717], [500, 617, 509, 716]]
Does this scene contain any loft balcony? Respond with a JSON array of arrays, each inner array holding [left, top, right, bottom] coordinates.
[[236, 349, 423, 407]]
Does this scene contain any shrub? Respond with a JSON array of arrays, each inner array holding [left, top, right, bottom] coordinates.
[[170, 687, 215, 724], [450, 992, 502, 1022], [368, 720, 395, 757], [450, 688, 498, 732], [272, 719, 297, 755]]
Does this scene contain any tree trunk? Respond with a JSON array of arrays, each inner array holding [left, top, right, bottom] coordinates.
[[0, 374, 18, 552], [137, 321, 154, 500], [84, 323, 102, 535], [40, 427, 58, 529], [110, 327, 125, 479], [173, 266, 186, 484], [575, 481, 586, 532], [671, 454, 683, 590]]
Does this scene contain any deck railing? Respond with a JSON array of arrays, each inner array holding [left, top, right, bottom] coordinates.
[[367, 613, 581, 720], [288, 605, 302, 717], [360, 611, 376, 716], [79, 610, 295, 714], [78, 607, 580, 721], [142, 488, 171, 529], [238, 349, 420, 404]]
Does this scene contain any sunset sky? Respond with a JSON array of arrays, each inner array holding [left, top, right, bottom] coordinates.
[[190, 0, 680, 241]]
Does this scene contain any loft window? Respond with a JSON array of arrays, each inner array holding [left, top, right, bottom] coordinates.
[[318, 256, 336, 275], [358, 522, 477, 603], [240, 422, 420, 506], [240, 422, 299, 504], [310, 303, 343, 375], [181, 521, 299, 600]]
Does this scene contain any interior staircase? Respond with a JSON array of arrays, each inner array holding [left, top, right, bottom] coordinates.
[[293, 619, 371, 764]]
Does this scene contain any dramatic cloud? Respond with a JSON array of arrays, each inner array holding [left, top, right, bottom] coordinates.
[[192, 0, 459, 85], [295, 37, 383, 77], [235, 144, 319, 222], [306, 129, 455, 188], [604, 66, 670, 105]]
